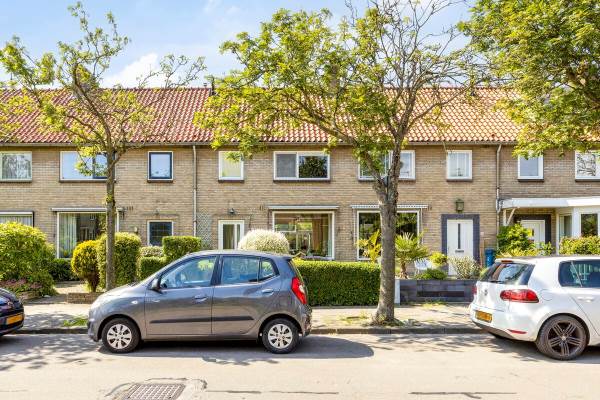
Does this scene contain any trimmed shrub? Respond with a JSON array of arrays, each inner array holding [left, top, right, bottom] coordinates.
[[293, 260, 379, 306], [140, 246, 163, 258], [497, 224, 535, 254], [560, 236, 600, 255], [97, 232, 142, 288], [71, 240, 100, 292], [0, 222, 55, 295], [163, 236, 202, 263], [448, 256, 481, 279], [138, 256, 168, 280], [48, 258, 78, 281], [415, 268, 447, 280], [429, 251, 447, 268], [238, 229, 290, 255]]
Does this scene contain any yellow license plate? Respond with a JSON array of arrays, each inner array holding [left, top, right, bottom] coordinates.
[[6, 313, 23, 325], [475, 310, 492, 323]]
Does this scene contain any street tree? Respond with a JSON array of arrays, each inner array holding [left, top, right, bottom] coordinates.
[[196, 0, 484, 323], [463, 0, 600, 154], [0, 3, 203, 289]]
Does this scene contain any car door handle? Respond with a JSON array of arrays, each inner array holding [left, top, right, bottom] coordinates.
[[194, 295, 208, 303], [576, 296, 595, 302], [150, 299, 160, 303], [261, 288, 274, 294]]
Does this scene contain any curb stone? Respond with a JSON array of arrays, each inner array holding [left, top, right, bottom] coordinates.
[[15, 326, 483, 335]]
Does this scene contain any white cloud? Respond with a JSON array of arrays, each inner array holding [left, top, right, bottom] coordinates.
[[103, 53, 163, 88]]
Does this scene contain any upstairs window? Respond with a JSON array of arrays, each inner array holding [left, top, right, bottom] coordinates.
[[148, 151, 173, 180], [60, 151, 107, 181], [446, 150, 472, 180], [358, 151, 415, 180], [218, 151, 244, 180], [575, 151, 600, 179], [274, 151, 329, 180], [518, 155, 543, 180], [0, 152, 32, 181]]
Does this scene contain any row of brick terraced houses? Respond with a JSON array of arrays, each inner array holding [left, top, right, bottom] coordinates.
[[1, 88, 599, 269]]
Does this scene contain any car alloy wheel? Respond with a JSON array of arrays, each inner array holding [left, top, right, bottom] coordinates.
[[261, 318, 299, 354], [101, 317, 140, 354], [536, 316, 587, 360]]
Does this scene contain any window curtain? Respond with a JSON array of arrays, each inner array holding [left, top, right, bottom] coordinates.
[[59, 213, 78, 258], [0, 215, 33, 226]]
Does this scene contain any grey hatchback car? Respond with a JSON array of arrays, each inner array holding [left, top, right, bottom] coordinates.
[[88, 250, 311, 354]]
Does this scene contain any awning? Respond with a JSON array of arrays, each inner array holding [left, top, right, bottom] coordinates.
[[500, 197, 600, 209], [351, 204, 429, 210], [267, 205, 339, 211]]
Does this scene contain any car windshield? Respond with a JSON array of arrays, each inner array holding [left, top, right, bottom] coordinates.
[[480, 261, 534, 285]]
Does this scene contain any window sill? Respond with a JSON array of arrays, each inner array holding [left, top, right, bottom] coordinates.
[[147, 179, 174, 183], [575, 178, 600, 182], [446, 178, 472, 182], [273, 179, 331, 183], [518, 178, 544, 182], [218, 179, 245, 183], [59, 179, 107, 183], [0, 179, 32, 183]]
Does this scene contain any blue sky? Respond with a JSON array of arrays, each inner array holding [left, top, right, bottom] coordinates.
[[0, 0, 472, 86]]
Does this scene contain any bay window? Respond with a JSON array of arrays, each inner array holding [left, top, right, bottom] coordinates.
[[273, 212, 333, 258], [274, 151, 329, 180], [0, 152, 32, 181], [357, 210, 419, 259], [61, 151, 107, 180]]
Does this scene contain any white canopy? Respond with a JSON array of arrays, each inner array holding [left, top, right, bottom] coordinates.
[[500, 197, 600, 209]]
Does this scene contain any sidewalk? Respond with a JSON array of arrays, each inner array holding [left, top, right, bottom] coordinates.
[[20, 293, 480, 335]]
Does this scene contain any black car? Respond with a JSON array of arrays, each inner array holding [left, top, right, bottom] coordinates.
[[0, 288, 24, 336]]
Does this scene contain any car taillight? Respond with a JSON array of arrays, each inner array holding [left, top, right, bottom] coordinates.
[[500, 289, 539, 303], [291, 277, 307, 305]]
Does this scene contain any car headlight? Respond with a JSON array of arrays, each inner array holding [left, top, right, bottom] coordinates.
[[0, 295, 14, 311]]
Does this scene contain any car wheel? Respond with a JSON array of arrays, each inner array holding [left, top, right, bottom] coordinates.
[[261, 318, 299, 354], [535, 315, 587, 361], [101, 318, 140, 354]]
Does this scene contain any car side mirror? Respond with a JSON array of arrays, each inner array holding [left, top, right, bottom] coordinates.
[[150, 278, 161, 292]]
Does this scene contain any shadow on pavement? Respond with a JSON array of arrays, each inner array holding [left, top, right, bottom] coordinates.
[[374, 333, 600, 364], [119, 335, 375, 366]]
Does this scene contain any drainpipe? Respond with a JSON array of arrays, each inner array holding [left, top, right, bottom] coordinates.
[[193, 145, 198, 237], [495, 144, 502, 245]]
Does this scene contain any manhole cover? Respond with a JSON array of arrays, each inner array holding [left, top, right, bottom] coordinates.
[[119, 384, 185, 400]]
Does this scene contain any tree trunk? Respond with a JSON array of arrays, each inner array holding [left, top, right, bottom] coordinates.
[[373, 197, 398, 324], [105, 158, 117, 290]]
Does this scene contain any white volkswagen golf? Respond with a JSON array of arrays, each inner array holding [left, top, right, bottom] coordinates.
[[470, 256, 600, 360]]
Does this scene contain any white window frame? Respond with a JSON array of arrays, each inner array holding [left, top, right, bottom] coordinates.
[[446, 150, 473, 180], [218, 220, 245, 249], [575, 151, 600, 180], [271, 211, 335, 259], [358, 150, 415, 181], [0, 211, 34, 226], [518, 154, 544, 180], [0, 151, 32, 182], [60, 151, 107, 181], [56, 210, 119, 258], [355, 210, 420, 260], [218, 151, 244, 181], [273, 151, 330, 181], [147, 151, 174, 181], [147, 220, 174, 246]]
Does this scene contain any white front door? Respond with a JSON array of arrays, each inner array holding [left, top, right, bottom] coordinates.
[[521, 220, 545, 247], [447, 219, 474, 275], [218, 220, 245, 250]]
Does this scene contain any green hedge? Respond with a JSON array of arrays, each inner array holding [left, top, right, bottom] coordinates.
[[138, 256, 168, 280], [0, 222, 55, 295], [560, 236, 600, 255], [47, 258, 78, 281], [294, 260, 380, 306], [140, 246, 163, 258], [97, 233, 142, 288], [71, 240, 100, 292], [163, 236, 202, 263]]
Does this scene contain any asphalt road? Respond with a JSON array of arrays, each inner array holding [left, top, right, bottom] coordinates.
[[1, 334, 599, 400]]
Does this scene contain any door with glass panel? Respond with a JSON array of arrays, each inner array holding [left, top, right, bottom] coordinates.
[[218, 220, 244, 250]]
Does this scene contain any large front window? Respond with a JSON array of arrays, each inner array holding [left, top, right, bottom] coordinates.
[[58, 213, 106, 258], [274, 213, 332, 258], [357, 211, 419, 259], [60, 151, 107, 180], [0, 152, 32, 181], [581, 214, 599, 237], [274, 152, 329, 180]]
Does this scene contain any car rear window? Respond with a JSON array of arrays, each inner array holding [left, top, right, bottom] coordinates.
[[480, 262, 534, 285], [287, 259, 304, 283]]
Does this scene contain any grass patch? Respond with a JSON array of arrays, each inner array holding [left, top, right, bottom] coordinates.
[[62, 316, 88, 327]]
